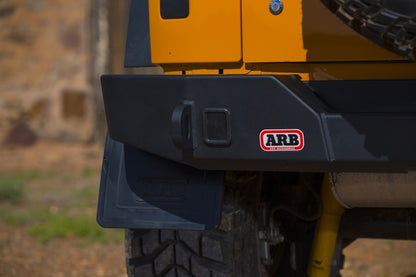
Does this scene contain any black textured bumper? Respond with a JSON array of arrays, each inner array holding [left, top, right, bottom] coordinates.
[[102, 75, 416, 172]]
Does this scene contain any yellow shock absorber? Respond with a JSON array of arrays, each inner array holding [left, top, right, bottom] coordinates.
[[307, 174, 344, 277]]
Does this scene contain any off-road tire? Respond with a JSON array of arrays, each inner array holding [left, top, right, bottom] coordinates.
[[321, 0, 416, 60], [125, 204, 262, 277]]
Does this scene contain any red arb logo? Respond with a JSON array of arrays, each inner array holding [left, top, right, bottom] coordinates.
[[260, 129, 304, 151]]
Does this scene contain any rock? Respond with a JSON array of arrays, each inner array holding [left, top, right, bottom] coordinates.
[[61, 89, 86, 119], [48, 55, 82, 82], [3, 120, 38, 146], [59, 23, 81, 50], [7, 25, 36, 45], [23, 99, 49, 122], [0, 4, 16, 18], [24, 0, 46, 11], [0, 52, 6, 62]]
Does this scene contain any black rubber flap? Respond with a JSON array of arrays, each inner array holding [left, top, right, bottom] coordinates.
[[97, 135, 224, 230]]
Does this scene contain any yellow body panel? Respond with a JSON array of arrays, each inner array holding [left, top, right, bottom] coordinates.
[[243, 0, 307, 62], [148, 0, 241, 64], [152, 0, 416, 80], [243, 0, 402, 62]]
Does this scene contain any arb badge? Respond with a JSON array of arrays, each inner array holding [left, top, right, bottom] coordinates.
[[260, 129, 304, 151]]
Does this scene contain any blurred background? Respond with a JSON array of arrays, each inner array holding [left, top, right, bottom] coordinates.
[[0, 1, 130, 276], [0, 0, 415, 276]]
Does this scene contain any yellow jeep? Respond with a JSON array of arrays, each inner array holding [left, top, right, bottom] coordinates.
[[97, 0, 416, 276]]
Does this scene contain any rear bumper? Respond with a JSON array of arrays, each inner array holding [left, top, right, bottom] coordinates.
[[102, 75, 416, 172]]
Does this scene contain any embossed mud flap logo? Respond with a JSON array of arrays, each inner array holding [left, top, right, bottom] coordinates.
[[260, 129, 304, 151]]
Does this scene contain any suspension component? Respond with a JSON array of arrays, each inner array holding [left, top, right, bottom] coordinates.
[[307, 174, 344, 277]]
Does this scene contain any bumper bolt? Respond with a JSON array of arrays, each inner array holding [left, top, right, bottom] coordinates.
[[269, 0, 283, 15]]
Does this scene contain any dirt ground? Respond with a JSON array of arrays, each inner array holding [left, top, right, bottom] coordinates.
[[0, 222, 125, 277], [0, 143, 416, 277], [342, 239, 416, 277], [0, 142, 126, 277]]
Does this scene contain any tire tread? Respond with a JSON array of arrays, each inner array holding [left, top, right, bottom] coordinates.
[[126, 205, 261, 277], [322, 0, 416, 60]]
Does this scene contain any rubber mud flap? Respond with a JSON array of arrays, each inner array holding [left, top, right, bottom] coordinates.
[[97, 134, 224, 230]]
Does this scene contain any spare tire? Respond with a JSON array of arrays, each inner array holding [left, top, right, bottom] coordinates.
[[321, 0, 416, 60]]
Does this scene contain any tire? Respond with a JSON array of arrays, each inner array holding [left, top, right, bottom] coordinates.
[[125, 173, 267, 277], [321, 0, 416, 60]]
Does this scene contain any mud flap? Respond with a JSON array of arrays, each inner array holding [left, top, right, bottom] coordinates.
[[97, 134, 224, 230]]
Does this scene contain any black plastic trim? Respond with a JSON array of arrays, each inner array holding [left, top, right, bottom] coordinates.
[[160, 0, 189, 19], [124, 0, 153, 67], [203, 108, 232, 146]]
